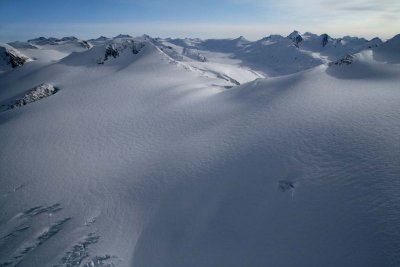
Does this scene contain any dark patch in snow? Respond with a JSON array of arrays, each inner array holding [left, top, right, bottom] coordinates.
[[84, 216, 98, 227], [217, 74, 240, 86], [104, 44, 119, 61], [328, 54, 354, 66], [182, 47, 208, 62], [21, 203, 63, 218], [6, 83, 58, 110], [1, 184, 25, 197], [56, 233, 99, 266], [0, 218, 71, 266], [288, 31, 303, 48], [82, 255, 116, 267], [37, 217, 71, 245], [56, 233, 118, 267], [100, 41, 145, 64], [0, 45, 30, 69], [80, 40, 92, 49], [0, 225, 30, 242], [321, 34, 329, 47], [278, 180, 295, 192]]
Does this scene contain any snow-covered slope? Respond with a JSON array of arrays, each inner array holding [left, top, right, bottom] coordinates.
[[165, 31, 384, 77], [15, 36, 93, 62], [372, 34, 400, 63], [0, 33, 400, 267]]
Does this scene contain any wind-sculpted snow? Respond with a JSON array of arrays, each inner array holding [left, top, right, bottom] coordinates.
[[0, 216, 71, 266], [0, 32, 400, 267]]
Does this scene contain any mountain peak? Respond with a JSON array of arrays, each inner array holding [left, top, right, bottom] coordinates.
[[114, 34, 133, 39], [287, 31, 303, 47], [60, 36, 78, 41], [287, 30, 300, 38], [320, 33, 330, 47]]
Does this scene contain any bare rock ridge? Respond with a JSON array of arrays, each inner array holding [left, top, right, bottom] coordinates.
[[7, 83, 58, 110], [328, 54, 354, 66], [321, 33, 330, 47], [100, 40, 146, 64], [287, 30, 303, 47]]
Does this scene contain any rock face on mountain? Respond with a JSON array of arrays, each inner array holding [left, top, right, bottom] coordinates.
[[287, 30, 303, 47], [104, 44, 120, 60], [100, 40, 146, 63], [321, 33, 330, 47], [0, 43, 31, 71]]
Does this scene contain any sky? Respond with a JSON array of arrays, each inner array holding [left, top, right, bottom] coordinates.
[[0, 0, 399, 42]]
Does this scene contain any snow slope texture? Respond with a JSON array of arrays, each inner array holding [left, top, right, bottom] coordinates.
[[0, 33, 400, 267]]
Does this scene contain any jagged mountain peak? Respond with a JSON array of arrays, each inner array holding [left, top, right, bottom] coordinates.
[[320, 33, 331, 47], [287, 30, 303, 47], [287, 30, 301, 37], [114, 34, 133, 39], [96, 36, 109, 41], [0, 43, 32, 71]]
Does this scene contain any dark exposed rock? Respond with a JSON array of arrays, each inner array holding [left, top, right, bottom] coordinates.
[[287, 31, 303, 48], [101, 41, 145, 63], [278, 180, 295, 192], [104, 44, 120, 61], [321, 33, 329, 47], [8, 51, 28, 68], [7, 83, 58, 110], [329, 54, 354, 66], [0, 44, 31, 69]]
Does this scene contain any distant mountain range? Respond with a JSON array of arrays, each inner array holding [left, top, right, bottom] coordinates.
[[1, 31, 398, 76]]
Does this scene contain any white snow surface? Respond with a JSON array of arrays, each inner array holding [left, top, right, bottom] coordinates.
[[0, 33, 400, 267]]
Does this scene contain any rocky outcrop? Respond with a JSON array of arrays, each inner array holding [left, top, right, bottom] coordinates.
[[100, 40, 146, 64], [182, 48, 207, 62], [104, 44, 120, 61], [321, 34, 330, 47], [8, 83, 58, 110], [328, 54, 354, 66], [287, 31, 303, 47], [0, 44, 31, 70]]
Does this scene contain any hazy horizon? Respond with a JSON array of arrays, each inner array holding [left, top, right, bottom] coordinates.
[[1, 0, 399, 42]]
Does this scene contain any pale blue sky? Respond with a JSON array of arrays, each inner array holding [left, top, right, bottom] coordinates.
[[0, 0, 399, 41]]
